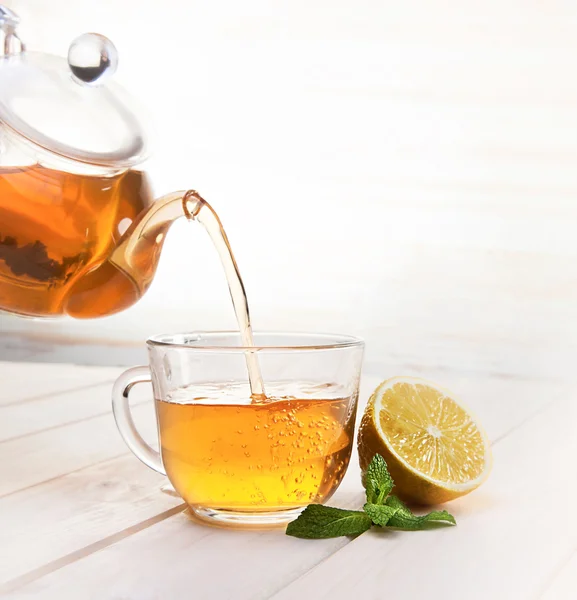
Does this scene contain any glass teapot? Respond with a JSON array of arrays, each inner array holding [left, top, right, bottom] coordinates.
[[0, 7, 203, 319]]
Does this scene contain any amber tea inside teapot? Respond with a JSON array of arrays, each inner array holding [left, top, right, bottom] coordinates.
[[0, 7, 206, 318]]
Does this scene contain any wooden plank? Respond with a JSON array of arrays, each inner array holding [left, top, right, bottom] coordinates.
[[5, 374, 564, 599], [0, 348, 38, 363], [0, 362, 123, 406], [0, 399, 157, 498], [0, 455, 182, 588], [540, 552, 577, 600], [0, 378, 152, 443], [0, 333, 147, 368], [273, 382, 577, 600]]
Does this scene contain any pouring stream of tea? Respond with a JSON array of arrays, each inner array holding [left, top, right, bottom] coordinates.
[[183, 191, 266, 400]]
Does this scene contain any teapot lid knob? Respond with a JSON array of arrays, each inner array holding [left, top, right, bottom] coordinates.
[[0, 5, 19, 27], [0, 5, 25, 56], [67, 33, 118, 85]]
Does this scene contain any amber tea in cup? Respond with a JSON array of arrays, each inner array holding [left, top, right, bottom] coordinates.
[[113, 332, 364, 527]]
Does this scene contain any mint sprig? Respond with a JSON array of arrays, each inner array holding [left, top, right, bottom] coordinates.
[[286, 454, 456, 539]]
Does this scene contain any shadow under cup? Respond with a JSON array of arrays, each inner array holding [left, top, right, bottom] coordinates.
[[112, 332, 364, 527]]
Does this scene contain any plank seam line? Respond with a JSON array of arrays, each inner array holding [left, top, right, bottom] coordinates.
[[363, 362, 572, 386], [0, 451, 134, 501], [0, 397, 150, 445], [0, 504, 187, 596], [0, 379, 117, 408], [490, 395, 562, 446], [270, 530, 408, 599], [535, 543, 577, 600]]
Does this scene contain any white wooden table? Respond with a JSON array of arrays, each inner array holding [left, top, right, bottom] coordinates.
[[0, 360, 575, 600]]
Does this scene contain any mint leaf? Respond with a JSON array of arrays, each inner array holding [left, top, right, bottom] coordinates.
[[385, 495, 456, 530], [363, 503, 399, 526], [286, 505, 372, 539], [388, 509, 456, 529], [365, 454, 394, 505], [385, 494, 410, 512]]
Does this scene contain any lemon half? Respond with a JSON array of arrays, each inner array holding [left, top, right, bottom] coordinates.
[[358, 377, 492, 504]]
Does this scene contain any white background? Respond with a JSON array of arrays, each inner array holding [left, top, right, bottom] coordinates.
[[2, 0, 577, 378]]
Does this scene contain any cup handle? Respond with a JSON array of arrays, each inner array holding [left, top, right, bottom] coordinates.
[[112, 366, 166, 475]]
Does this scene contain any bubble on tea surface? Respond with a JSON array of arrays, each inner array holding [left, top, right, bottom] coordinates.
[[67, 33, 118, 84]]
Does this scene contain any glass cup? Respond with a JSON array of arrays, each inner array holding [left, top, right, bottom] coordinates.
[[112, 331, 364, 527]]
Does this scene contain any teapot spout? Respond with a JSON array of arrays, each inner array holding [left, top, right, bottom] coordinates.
[[65, 191, 203, 318]]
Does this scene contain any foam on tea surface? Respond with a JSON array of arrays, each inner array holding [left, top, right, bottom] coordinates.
[[166, 381, 349, 405]]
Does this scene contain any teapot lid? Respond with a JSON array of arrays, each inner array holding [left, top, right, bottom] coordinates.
[[0, 8, 148, 168]]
